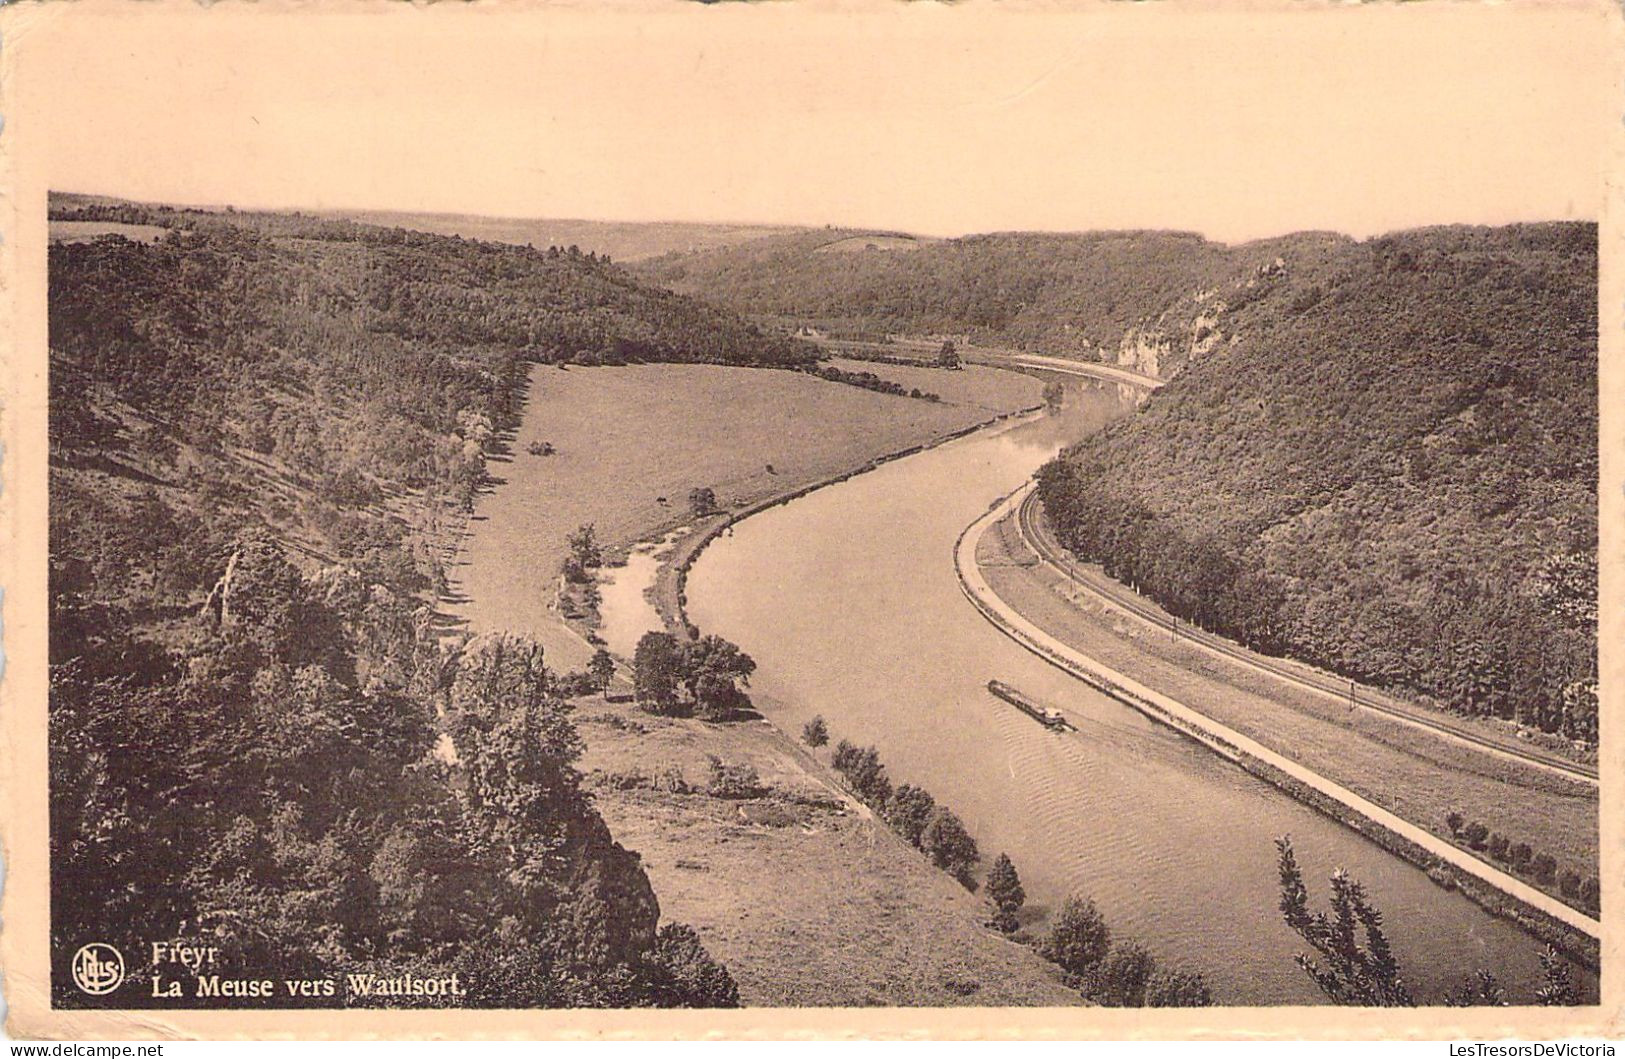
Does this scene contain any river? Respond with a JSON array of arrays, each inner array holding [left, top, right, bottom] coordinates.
[[669, 380, 1561, 1005]]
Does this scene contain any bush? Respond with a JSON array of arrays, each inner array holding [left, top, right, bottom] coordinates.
[[646, 923, 740, 1008], [1463, 822, 1490, 850], [1559, 871, 1582, 899], [1042, 894, 1112, 978], [1087, 942, 1157, 1007], [704, 755, 765, 800], [1510, 843, 1533, 871], [526, 440, 555, 456], [1487, 833, 1510, 861], [801, 715, 829, 748], [1533, 854, 1558, 884], [655, 766, 690, 795], [1445, 811, 1465, 837], [551, 669, 601, 699], [1146, 969, 1215, 1007], [1580, 877, 1600, 913]]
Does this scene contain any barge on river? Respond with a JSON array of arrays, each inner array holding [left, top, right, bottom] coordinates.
[[987, 679, 1072, 731]]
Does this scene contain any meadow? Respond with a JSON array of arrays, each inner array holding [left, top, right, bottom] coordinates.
[[448, 361, 1042, 671]]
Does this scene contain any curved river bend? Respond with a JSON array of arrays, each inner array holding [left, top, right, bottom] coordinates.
[[682, 383, 1556, 1005]]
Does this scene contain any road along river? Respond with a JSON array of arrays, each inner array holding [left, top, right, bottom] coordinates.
[[681, 381, 1573, 1005]]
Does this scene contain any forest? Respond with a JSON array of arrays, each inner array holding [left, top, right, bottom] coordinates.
[[1037, 223, 1598, 749], [44, 198, 804, 1006], [638, 226, 1352, 363]]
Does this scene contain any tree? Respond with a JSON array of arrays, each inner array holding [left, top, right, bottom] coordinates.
[[645, 923, 740, 1008], [1445, 811, 1464, 838], [1146, 969, 1214, 1007], [1275, 836, 1412, 1006], [1042, 894, 1112, 978], [567, 523, 603, 571], [882, 784, 936, 847], [830, 740, 891, 807], [1533, 854, 1558, 884], [801, 714, 828, 748], [1463, 822, 1489, 850], [633, 631, 684, 715], [1042, 380, 1065, 412], [1088, 941, 1157, 1007], [984, 853, 1026, 933], [936, 340, 960, 369], [688, 487, 717, 517], [679, 634, 756, 720], [588, 648, 616, 694]]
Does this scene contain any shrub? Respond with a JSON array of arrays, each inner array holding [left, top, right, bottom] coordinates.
[[1533, 854, 1558, 884], [1510, 843, 1533, 871], [1087, 942, 1157, 1007], [551, 669, 601, 699], [1445, 811, 1464, 837], [1146, 969, 1214, 1007], [1042, 894, 1112, 978], [1463, 822, 1490, 850], [1581, 877, 1600, 913], [1559, 871, 1582, 899], [801, 715, 829, 748], [655, 766, 690, 795], [526, 440, 555, 456], [646, 923, 740, 1008], [1487, 833, 1510, 861], [705, 755, 765, 800]]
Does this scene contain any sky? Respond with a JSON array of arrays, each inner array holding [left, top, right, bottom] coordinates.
[[17, 0, 1618, 243]]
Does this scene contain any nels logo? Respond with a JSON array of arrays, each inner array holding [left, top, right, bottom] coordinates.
[[71, 943, 125, 995]]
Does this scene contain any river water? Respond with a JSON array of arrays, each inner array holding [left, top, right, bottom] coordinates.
[[676, 381, 1559, 1005]]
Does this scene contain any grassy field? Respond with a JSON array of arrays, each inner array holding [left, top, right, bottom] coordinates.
[[575, 691, 1079, 1006], [825, 357, 1043, 411], [449, 359, 1068, 1004], [975, 509, 1599, 888], [449, 362, 1042, 672]]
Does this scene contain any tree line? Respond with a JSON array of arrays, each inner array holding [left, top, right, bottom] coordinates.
[[1037, 223, 1598, 750]]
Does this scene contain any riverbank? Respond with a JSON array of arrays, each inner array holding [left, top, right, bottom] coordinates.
[[446, 360, 1042, 672], [958, 482, 1600, 971], [448, 360, 1079, 1004]]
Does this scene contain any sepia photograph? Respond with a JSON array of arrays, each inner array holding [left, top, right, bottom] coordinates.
[[1, 0, 1618, 1040]]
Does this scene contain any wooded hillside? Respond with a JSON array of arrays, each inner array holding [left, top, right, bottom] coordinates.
[[47, 199, 762, 1007], [1037, 223, 1598, 749], [639, 227, 1353, 368]]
